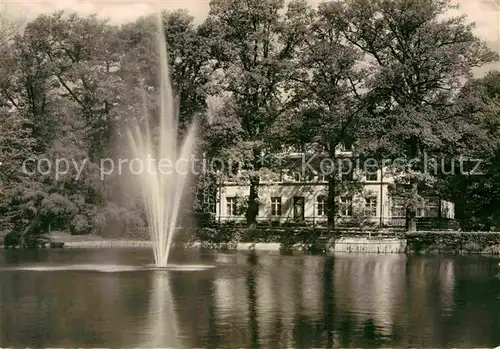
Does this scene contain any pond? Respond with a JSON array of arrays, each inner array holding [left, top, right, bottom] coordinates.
[[1, 249, 499, 348]]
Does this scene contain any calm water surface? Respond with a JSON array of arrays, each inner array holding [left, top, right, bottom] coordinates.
[[1, 249, 499, 348]]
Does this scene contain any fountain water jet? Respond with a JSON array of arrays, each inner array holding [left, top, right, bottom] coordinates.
[[127, 14, 196, 268]]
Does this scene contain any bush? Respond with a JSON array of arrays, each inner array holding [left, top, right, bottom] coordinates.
[[194, 212, 216, 228], [406, 232, 500, 254], [70, 215, 92, 235], [3, 232, 52, 249], [191, 225, 328, 247]]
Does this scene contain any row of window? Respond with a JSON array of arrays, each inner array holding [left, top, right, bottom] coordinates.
[[391, 198, 439, 218], [225, 197, 439, 217], [223, 161, 380, 183], [289, 170, 378, 182], [226, 196, 377, 217]]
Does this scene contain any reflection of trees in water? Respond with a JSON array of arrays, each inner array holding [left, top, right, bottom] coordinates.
[[267, 312, 283, 349], [4, 253, 500, 348], [291, 312, 392, 348], [495, 303, 500, 346], [0, 269, 148, 347], [267, 260, 284, 349], [168, 271, 221, 348], [292, 315, 322, 348], [204, 253, 410, 347], [395, 256, 500, 347], [143, 274, 181, 348], [3, 249, 49, 264], [290, 256, 389, 348], [323, 256, 334, 347], [362, 318, 380, 344], [246, 251, 260, 349], [446, 276, 500, 347], [201, 277, 221, 349], [292, 256, 335, 348], [291, 257, 310, 349]]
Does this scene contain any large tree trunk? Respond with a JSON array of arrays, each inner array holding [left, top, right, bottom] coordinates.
[[20, 212, 42, 247], [326, 151, 337, 240], [327, 174, 336, 232], [405, 207, 417, 232], [406, 138, 420, 232], [406, 181, 418, 232], [246, 175, 260, 229]]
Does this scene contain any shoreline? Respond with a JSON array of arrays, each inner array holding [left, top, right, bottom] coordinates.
[[3, 232, 500, 255], [58, 236, 500, 255]]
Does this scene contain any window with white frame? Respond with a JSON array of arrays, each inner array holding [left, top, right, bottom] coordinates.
[[344, 142, 353, 151], [364, 197, 377, 217], [416, 204, 425, 217], [365, 163, 378, 181], [424, 198, 439, 217], [339, 196, 353, 217], [340, 159, 354, 181], [317, 196, 327, 216], [304, 171, 315, 182], [338, 142, 353, 152], [226, 197, 238, 216], [416, 200, 432, 217], [391, 197, 406, 217], [271, 197, 282, 216]]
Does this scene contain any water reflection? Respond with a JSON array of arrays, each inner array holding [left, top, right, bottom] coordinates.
[[247, 253, 260, 349], [1, 250, 499, 348], [439, 259, 455, 314], [322, 256, 335, 347], [141, 272, 181, 347], [2, 249, 50, 264]]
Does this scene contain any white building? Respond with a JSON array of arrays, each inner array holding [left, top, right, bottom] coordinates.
[[213, 147, 455, 228]]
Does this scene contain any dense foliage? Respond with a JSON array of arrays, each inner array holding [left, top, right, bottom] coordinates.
[[406, 232, 500, 254], [0, 0, 499, 238]]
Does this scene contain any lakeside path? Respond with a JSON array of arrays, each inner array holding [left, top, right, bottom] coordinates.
[[51, 232, 286, 251], [62, 240, 285, 251], [64, 240, 153, 248]]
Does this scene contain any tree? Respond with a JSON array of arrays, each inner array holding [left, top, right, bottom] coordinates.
[[285, 3, 366, 232], [0, 105, 37, 234], [117, 10, 214, 225], [439, 71, 500, 230], [0, 7, 24, 45], [328, 0, 498, 231], [0, 16, 58, 237], [0, 11, 137, 238], [0, 9, 220, 238], [205, 0, 313, 227], [24, 12, 123, 161], [118, 10, 212, 128]]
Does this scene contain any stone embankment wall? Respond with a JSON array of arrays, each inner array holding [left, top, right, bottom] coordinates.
[[330, 232, 500, 255], [333, 237, 407, 253]]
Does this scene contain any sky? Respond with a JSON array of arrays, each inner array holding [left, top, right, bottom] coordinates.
[[1, 0, 498, 28], [2, 0, 499, 73]]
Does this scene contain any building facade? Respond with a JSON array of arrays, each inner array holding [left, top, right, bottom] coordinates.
[[214, 149, 455, 227]]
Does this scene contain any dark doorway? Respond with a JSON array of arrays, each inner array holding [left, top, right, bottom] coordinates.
[[293, 197, 305, 222]]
